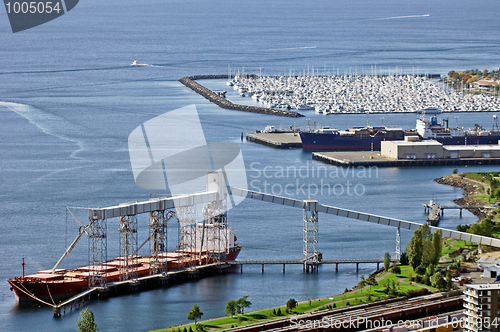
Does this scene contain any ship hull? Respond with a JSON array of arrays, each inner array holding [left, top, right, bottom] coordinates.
[[8, 278, 89, 304], [8, 246, 242, 304], [300, 132, 500, 151], [300, 132, 392, 151], [435, 136, 500, 146]]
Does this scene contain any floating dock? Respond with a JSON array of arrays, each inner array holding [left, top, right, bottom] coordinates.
[[246, 132, 302, 149], [313, 151, 500, 167]]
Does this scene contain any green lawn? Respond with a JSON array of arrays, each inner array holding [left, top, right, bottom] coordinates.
[[150, 266, 435, 332], [442, 239, 476, 257]]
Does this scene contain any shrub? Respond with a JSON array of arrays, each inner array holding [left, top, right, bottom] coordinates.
[[415, 265, 426, 276], [406, 288, 429, 298], [391, 266, 401, 274]]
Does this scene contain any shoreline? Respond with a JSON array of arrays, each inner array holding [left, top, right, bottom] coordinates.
[[434, 174, 489, 219]]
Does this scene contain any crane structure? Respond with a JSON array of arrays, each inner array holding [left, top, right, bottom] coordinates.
[[55, 172, 500, 290]]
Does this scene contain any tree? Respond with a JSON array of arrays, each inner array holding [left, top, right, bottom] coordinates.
[[415, 265, 426, 276], [391, 266, 401, 275], [366, 274, 378, 290], [384, 252, 391, 271], [187, 305, 204, 324], [225, 300, 237, 317], [446, 271, 452, 290], [468, 217, 498, 237], [236, 296, 252, 315], [277, 308, 281, 316], [409, 229, 423, 270], [431, 272, 447, 290], [77, 308, 97, 332], [431, 229, 442, 265], [399, 251, 409, 265], [357, 275, 366, 288], [286, 299, 297, 312]]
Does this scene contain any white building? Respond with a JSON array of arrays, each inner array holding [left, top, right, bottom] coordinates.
[[464, 283, 500, 332]]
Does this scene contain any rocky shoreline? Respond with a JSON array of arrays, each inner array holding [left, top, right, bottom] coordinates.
[[434, 174, 488, 220], [179, 75, 304, 118]]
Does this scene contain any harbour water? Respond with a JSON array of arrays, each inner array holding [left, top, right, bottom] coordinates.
[[1, 0, 500, 331]]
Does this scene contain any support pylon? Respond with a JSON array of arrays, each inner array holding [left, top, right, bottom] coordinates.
[[88, 210, 107, 288], [303, 200, 318, 272], [396, 226, 401, 261], [119, 215, 138, 281]]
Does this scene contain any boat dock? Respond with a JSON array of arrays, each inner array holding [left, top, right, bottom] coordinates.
[[422, 200, 495, 226], [246, 132, 302, 149], [313, 151, 500, 167]]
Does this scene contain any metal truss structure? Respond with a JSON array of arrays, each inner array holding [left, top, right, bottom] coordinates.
[[303, 200, 319, 271], [119, 215, 138, 281]]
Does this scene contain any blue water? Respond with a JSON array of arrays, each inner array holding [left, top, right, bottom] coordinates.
[[1, 0, 500, 330]]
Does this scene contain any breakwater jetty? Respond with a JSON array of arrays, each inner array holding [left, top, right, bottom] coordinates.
[[179, 75, 304, 117]]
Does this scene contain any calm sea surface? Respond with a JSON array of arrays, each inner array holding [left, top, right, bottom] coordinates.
[[1, 0, 500, 330]]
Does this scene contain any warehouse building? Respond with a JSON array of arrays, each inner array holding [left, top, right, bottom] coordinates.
[[381, 138, 500, 160]]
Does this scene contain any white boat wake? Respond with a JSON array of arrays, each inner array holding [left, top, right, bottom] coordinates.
[[131, 61, 164, 67], [0, 101, 85, 160], [375, 14, 430, 20], [267, 46, 316, 51]]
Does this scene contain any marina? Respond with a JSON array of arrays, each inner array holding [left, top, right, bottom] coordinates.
[[227, 73, 500, 114]]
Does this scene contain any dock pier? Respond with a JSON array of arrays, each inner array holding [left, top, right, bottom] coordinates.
[[245, 132, 302, 149], [422, 200, 495, 226], [229, 258, 397, 274], [313, 151, 500, 168], [53, 262, 229, 317]]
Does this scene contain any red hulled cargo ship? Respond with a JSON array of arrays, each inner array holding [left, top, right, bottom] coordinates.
[[8, 221, 241, 304]]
